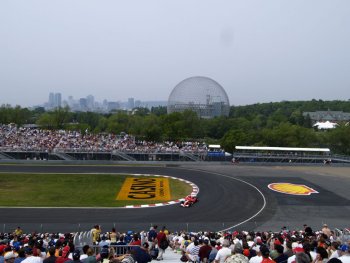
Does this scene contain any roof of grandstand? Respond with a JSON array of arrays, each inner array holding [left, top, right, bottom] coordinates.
[[235, 146, 331, 152]]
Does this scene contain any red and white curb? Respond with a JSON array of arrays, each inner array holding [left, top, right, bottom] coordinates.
[[124, 174, 199, 208]]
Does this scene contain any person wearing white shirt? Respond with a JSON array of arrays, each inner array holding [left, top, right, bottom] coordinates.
[[215, 240, 232, 263]]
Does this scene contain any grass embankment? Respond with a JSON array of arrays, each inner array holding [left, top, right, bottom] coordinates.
[[0, 173, 192, 207]]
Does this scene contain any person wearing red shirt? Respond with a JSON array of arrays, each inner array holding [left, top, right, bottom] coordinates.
[[129, 234, 142, 246], [156, 227, 168, 261]]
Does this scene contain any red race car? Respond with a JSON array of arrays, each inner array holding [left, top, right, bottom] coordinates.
[[180, 195, 198, 207]]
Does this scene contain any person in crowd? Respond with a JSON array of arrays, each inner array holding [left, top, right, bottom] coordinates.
[[312, 247, 328, 263], [260, 245, 276, 263], [98, 247, 109, 263], [14, 228, 23, 237], [274, 245, 288, 263], [91, 226, 101, 245], [78, 246, 89, 261], [129, 234, 141, 246], [56, 246, 70, 263], [186, 239, 200, 263], [131, 245, 152, 263], [156, 227, 168, 261], [43, 247, 56, 263], [147, 226, 157, 249], [109, 229, 117, 245], [303, 225, 313, 237], [249, 245, 262, 263], [21, 247, 42, 263], [81, 249, 95, 263], [214, 239, 231, 263], [209, 240, 218, 263], [328, 242, 341, 259], [65, 250, 82, 263], [115, 236, 126, 256], [199, 239, 212, 262], [14, 249, 26, 263], [295, 253, 311, 263], [4, 252, 16, 263], [225, 242, 249, 263], [321, 225, 331, 238], [337, 244, 350, 263], [98, 236, 109, 248]]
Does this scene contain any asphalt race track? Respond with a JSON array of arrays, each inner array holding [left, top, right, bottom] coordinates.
[[0, 163, 349, 233]]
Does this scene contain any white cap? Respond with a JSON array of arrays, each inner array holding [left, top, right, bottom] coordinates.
[[4, 252, 16, 260]]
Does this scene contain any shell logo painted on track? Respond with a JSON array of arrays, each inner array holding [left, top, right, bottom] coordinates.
[[268, 183, 319, 196]]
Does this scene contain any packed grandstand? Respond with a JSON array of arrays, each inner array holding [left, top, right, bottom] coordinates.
[[0, 224, 349, 263], [0, 124, 207, 154]]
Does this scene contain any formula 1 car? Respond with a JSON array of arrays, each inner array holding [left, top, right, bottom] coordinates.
[[180, 195, 198, 207]]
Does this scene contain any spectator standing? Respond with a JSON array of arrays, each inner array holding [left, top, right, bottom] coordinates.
[[91, 226, 101, 245], [14, 227, 23, 237], [147, 226, 157, 249], [108, 229, 117, 245], [156, 227, 168, 261], [321, 225, 331, 238]]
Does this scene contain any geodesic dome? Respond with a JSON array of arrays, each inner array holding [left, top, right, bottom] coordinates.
[[167, 76, 230, 118]]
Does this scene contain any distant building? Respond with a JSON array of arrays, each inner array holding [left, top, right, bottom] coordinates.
[[134, 100, 141, 108], [86, 95, 95, 110], [107, 101, 120, 111], [168, 76, 230, 118], [128, 98, 135, 109], [79, 98, 88, 111], [303, 110, 350, 124], [47, 92, 62, 109], [48, 93, 55, 108]]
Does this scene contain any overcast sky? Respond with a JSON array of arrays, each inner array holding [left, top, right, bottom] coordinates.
[[1, 0, 349, 107]]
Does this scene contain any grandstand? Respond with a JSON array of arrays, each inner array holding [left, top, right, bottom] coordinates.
[[233, 146, 350, 164], [0, 125, 350, 163]]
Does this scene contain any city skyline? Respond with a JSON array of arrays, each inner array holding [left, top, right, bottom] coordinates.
[[1, 1, 350, 107], [44, 92, 167, 112]]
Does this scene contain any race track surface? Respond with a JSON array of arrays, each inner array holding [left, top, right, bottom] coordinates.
[[0, 163, 349, 233]]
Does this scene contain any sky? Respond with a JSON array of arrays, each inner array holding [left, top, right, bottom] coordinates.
[[0, 0, 349, 107]]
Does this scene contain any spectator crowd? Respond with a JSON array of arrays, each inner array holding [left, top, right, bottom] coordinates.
[[0, 224, 349, 263], [0, 124, 208, 154]]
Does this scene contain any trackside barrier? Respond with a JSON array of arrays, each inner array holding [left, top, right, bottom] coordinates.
[[74, 245, 140, 256]]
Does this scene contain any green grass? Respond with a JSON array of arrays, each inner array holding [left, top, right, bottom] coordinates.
[[0, 173, 192, 207]]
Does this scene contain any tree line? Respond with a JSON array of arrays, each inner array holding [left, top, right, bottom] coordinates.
[[1, 99, 350, 155]]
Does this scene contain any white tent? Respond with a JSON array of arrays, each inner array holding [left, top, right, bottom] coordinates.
[[313, 121, 338, 129]]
